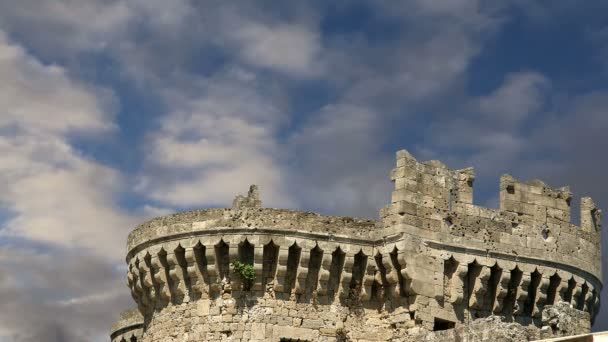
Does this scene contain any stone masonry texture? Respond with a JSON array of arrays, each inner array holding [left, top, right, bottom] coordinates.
[[110, 149, 603, 341]]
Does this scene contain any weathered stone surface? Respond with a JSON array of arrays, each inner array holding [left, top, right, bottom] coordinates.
[[410, 316, 537, 342], [109, 308, 143, 342], [541, 302, 591, 338], [111, 149, 603, 341]]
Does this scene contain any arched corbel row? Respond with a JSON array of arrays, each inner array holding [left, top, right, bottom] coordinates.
[[124, 233, 600, 323]]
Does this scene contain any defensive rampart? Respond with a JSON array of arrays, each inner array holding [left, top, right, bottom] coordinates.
[[116, 150, 602, 341], [380, 150, 601, 331], [110, 309, 144, 342]]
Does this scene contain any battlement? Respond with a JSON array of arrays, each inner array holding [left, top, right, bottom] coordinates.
[[386, 150, 601, 278], [110, 308, 143, 342], [383, 149, 602, 329], [114, 149, 603, 341]]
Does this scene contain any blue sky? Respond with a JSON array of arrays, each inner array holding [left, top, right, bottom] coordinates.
[[0, 1, 607, 340]]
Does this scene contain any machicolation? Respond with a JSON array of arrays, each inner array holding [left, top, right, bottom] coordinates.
[[111, 149, 603, 341]]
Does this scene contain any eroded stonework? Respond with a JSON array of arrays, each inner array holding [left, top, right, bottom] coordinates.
[[110, 149, 603, 341]]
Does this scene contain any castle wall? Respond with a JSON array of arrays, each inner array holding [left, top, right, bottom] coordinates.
[[141, 295, 398, 342], [127, 229, 412, 341], [118, 150, 603, 341], [381, 150, 601, 330], [110, 309, 144, 342]]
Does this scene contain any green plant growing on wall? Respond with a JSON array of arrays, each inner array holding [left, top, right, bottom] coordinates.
[[231, 261, 255, 291]]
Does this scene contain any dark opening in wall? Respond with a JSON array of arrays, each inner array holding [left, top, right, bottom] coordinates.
[[262, 241, 279, 288], [374, 253, 389, 301], [327, 248, 345, 299], [444, 216, 453, 227], [590, 290, 598, 323], [370, 278, 382, 301], [577, 283, 589, 311], [239, 239, 254, 265], [488, 264, 502, 312], [524, 270, 541, 316], [546, 273, 561, 306], [390, 248, 407, 297], [215, 240, 230, 281], [506, 184, 515, 194], [443, 257, 458, 303], [433, 318, 455, 331], [284, 243, 302, 293], [541, 225, 550, 241], [466, 262, 482, 307], [350, 251, 367, 294], [305, 245, 323, 296], [591, 208, 599, 231], [449, 189, 454, 211], [174, 245, 190, 294], [503, 267, 523, 317], [565, 277, 576, 303]]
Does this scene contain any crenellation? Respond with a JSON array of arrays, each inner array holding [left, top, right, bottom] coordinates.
[[111, 149, 603, 341], [581, 197, 602, 233], [110, 309, 144, 342]]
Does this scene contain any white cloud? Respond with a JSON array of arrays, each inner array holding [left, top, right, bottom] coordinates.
[[287, 104, 393, 217], [138, 68, 294, 208], [478, 72, 549, 125], [230, 21, 323, 77], [0, 31, 136, 260], [0, 246, 130, 342], [0, 0, 131, 54], [0, 32, 114, 135]]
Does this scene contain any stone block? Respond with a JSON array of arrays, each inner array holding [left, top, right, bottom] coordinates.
[[251, 323, 266, 340], [272, 325, 319, 341]]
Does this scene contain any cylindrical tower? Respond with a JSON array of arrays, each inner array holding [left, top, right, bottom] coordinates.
[[124, 186, 390, 341], [110, 308, 144, 342], [113, 149, 602, 341]]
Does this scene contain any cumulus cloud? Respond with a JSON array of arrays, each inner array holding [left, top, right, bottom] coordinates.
[[137, 68, 294, 208], [0, 0, 607, 340], [0, 31, 136, 259], [229, 21, 323, 77], [0, 32, 113, 135], [478, 72, 549, 126], [0, 29, 139, 341], [286, 104, 393, 217], [0, 247, 130, 342], [0, 0, 130, 56]]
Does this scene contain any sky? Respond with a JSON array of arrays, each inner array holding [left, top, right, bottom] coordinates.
[[0, 0, 607, 340]]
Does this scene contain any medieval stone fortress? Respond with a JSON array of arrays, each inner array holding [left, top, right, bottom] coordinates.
[[110, 149, 602, 341]]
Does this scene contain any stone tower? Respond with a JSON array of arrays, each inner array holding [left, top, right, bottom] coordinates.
[[111, 150, 602, 341]]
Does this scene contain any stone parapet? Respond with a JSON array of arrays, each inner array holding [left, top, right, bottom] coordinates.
[[110, 308, 144, 342], [112, 148, 603, 341], [127, 208, 378, 257], [381, 150, 602, 330]]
